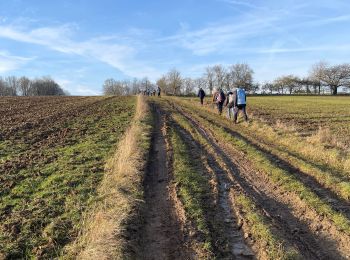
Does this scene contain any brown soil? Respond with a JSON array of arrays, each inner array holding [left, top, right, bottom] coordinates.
[[139, 106, 188, 260]]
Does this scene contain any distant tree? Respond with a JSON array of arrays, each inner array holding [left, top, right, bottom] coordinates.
[[310, 61, 350, 95], [182, 77, 195, 95], [228, 63, 254, 90], [261, 82, 275, 94], [275, 75, 300, 94], [213, 64, 226, 90], [166, 68, 182, 95], [18, 76, 31, 96], [5, 76, 19, 96], [156, 76, 167, 94], [0, 77, 13, 96], [103, 78, 128, 95], [204, 66, 215, 94], [29, 77, 65, 96], [194, 77, 207, 93]]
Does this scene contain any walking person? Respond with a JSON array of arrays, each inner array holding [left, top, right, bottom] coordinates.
[[197, 87, 206, 105], [224, 90, 235, 119], [212, 88, 225, 115], [233, 87, 248, 123], [157, 86, 161, 97]]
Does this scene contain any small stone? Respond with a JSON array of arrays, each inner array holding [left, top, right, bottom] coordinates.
[[244, 232, 251, 239]]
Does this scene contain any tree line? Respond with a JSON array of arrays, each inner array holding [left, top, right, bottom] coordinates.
[[0, 76, 67, 96], [103, 61, 350, 96]]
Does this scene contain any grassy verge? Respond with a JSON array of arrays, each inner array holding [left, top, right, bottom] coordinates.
[[167, 104, 301, 259], [65, 95, 152, 259], [170, 125, 214, 256], [170, 97, 350, 236], [180, 99, 350, 200]]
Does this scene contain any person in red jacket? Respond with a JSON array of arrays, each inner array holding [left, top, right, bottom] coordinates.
[[212, 88, 226, 115]]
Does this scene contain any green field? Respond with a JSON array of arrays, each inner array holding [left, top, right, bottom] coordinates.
[[248, 96, 350, 147]]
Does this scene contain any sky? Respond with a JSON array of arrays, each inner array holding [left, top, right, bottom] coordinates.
[[0, 0, 350, 95]]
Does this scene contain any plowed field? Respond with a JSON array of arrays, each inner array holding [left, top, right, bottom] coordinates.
[[0, 96, 135, 259]]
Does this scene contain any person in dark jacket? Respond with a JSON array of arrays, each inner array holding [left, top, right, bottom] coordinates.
[[233, 87, 248, 123], [197, 87, 206, 105], [212, 88, 225, 115]]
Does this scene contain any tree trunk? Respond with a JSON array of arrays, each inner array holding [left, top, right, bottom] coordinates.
[[332, 86, 338, 95]]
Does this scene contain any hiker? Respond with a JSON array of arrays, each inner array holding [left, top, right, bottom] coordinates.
[[197, 87, 206, 105], [224, 90, 235, 119], [157, 86, 161, 97], [212, 88, 225, 115], [233, 87, 248, 123]]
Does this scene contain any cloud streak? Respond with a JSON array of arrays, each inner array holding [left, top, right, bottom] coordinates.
[[0, 23, 160, 80], [0, 50, 32, 73]]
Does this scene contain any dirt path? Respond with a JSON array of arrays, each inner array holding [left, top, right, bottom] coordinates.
[[140, 106, 186, 260], [167, 99, 349, 259], [175, 124, 254, 259]]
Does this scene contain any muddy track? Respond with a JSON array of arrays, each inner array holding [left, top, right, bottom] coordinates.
[[174, 120, 255, 259], [139, 105, 187, 260], [166, 99, 349, 259], [190, 109, 350, 219]]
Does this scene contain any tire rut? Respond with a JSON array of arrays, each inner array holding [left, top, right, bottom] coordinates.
[[174, 121, 254, 259], [199, 113, 350, 218], [168, 100, 347, 259], [140, 106, 186, 260]]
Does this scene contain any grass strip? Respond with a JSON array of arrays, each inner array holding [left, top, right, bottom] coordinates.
[[167, 105, 301, 259], [170, 125, 213, 255], [65, 95, 152, 259], [171, 98, 350, 236]]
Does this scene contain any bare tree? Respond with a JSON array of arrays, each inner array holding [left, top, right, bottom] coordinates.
[[103, 78, 129, 95], [213, 64, 226, 90], [166, 68, 182, 95], [204, 66, 215, 94], [156, 76, 167, 94], [310, 61, 350, 95], [29, 77, 65, 96], [228, 63, 254, 90], [274, 75, 300, 94], [261, 82, 275, 94], [18, 76, 31, 96], [4, 76, 18, 96], [182, 77, 195, 95], [194, 77, 207, 93]]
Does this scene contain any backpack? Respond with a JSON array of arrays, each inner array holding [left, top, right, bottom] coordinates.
[[228, 93, 235, 104], [216, 90, 224, 103], [236, 88, 246, 105]]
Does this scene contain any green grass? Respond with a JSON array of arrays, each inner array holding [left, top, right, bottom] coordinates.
[[170, 126, 213, 255], [0, 96, 136, 259], [171, 97, 350, 236], [248, 96, 350, 146], [165, 102, 301, 259]]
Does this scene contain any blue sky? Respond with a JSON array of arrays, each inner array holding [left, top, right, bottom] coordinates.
[[0, 0, 350, 95]]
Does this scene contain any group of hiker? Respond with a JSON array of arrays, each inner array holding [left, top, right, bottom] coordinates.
[[197, 87, 248, 123], [142, 86, 161, 97]]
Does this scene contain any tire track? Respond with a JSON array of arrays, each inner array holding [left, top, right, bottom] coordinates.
[[167, 99, 347, 259], [140, 105, 187, 260]]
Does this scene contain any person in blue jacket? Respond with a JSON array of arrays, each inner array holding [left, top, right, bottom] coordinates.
[[233, 87, 248, 123]]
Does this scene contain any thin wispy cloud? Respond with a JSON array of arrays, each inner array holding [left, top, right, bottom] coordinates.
[[0, 50, 32, 73], [0, 0, 349, 94]]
